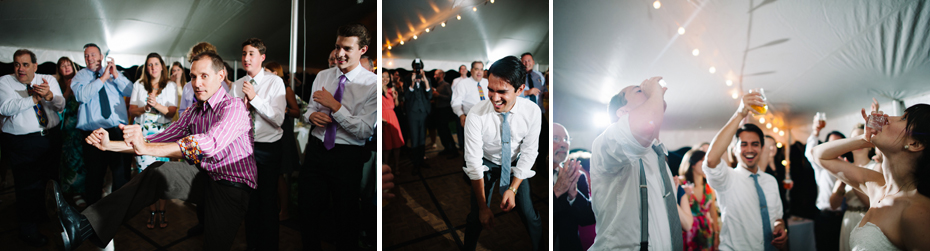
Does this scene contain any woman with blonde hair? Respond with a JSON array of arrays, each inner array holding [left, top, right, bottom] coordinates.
[[128, 52, 178, 229]]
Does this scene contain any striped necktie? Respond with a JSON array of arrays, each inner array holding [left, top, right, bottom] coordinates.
[[26, 84, 48, 127]]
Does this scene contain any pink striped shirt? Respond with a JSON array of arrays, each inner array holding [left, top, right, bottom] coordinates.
[[147, 90, 257, 189]]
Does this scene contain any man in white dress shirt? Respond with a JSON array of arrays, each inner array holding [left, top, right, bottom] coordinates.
[[588, 77, 682, 251], [703, 92, 788, 251], [806, 122, 846, 251], [451, 61, 488, 151], [228, 37, 287, 250], [462, 56, 541, 251], [0, 49, 65, 247], [300, 23, 377, 251]]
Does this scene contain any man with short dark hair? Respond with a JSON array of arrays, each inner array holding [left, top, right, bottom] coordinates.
[[589, 77, 682, 250], [229, 37, 287, 250], [301, 23, 377, 250], [404, 61, 432, 174], [54, 51, 257, 251], [704, 92, 787, 250], [519, 53, 545, 108], [806, 117, 847, 251], [0, 49, 66, 247], [71, 43, 134, 206], [462, 56, 542, 250], [431, 69, 457, 157]]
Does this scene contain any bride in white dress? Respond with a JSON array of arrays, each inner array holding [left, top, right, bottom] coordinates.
[[812, 102, 930, 250], [828, 125, 879, 251]]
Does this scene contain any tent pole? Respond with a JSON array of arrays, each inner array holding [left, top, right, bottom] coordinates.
[[289, 0, 299, 90]]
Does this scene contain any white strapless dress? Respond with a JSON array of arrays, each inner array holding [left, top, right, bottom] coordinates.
[[848, 222, 902, 251]]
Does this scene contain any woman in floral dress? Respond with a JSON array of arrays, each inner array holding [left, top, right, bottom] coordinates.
[[679, 150, 721, 250]]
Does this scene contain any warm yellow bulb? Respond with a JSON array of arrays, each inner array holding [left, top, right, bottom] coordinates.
[[726, 80, 733, 86], [774, 127, 779, 133], [731, 93, 739, 99], [766, 123, 772, 129], [457, 15, 462, 20], [760, 117, 765, 123], [490, 0, 495, 3], [400, 41, 404, 45], [781, 160, 787, 165], [425, 28, 430, 33], [777, 142, 784, 148], [678, 27, 685, 35], [441, 22, 446, 27], [387, 45, 392, 50], [413, 35, 418, 40], [653, 0, 661, 9], [692, 49, 700, 56], [779, 131, 785, 136], [709, 66, 716, 73], [473, 6, 477, 11]]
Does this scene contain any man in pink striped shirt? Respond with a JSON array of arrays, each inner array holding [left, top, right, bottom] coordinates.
[[52, 51, 256, 251]]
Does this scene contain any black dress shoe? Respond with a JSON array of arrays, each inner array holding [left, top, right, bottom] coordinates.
[[19, 232, 48, 247], [53, 182, 96, 250]]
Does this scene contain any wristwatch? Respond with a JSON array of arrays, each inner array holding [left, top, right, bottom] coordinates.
[[509, 186, 518, 195]]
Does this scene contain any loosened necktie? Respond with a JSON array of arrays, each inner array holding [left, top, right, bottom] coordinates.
[[751, 173, 776, 251], [498, 112, 511, 195], [477, 83, 486, 101], [652, 143, 683, 251], [323, 75, 347, 150]]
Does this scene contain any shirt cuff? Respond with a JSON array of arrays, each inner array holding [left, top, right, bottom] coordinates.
[[332, 106, 351, 123], [178, 136, 204, 165], [567, 194, 576, 206], [463, 164, 489, 180]]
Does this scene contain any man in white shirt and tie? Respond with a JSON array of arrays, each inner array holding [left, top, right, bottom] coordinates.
[[703, 92, 788, 250], [300, 23, 378, 251], [0, 49, 65, 247], [451, 61, 488, 151], [462, 56, 541, 251], [228, 37, 287, 250], [589, 77, 683, 251]]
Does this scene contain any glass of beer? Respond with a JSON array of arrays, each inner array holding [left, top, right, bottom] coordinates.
[[748, 88, 768, 114], [815, 112, 826, 128], [783, 178, 794, 190]]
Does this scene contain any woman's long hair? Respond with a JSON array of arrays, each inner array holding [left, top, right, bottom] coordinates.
[[903, 104, 930, 197], [171, 61, 187, 87], [140, 53, 169, 95]]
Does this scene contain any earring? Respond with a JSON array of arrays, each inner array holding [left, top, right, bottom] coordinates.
[[905, 145, 910, 150]]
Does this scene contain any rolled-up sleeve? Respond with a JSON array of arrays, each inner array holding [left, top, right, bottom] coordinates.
[[513, 105, 541, 179], [702, 160, 732, 192]]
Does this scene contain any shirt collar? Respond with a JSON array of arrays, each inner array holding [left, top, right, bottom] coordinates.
[[735, 164, 763, 176], [339, 62, 364, 83], [200, 86, 229, 111], [246, 69, 266, 84]]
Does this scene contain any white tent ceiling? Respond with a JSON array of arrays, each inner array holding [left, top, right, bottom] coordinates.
[[382, 0, 549, 71], [554, 0, 930, 150], [0, 0, 376, 70]]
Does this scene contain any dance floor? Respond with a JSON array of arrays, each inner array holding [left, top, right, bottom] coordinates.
[[382, 136, 549, 251], [0, 168, 372, 250]]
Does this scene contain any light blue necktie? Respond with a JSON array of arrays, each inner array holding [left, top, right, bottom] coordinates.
[[498, 112, 511, 195], [751, 173, 776, 251]]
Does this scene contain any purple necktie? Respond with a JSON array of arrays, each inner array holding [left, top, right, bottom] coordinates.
[[323, 75, 347, 150]]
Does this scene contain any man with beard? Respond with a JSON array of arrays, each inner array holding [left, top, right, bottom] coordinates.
[[703, 92, 787, 250], [552, 123, 595, 250]]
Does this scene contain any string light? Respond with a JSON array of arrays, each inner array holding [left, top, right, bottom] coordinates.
[[760, 117, 765, 123], [731, 93, 739, 99], [400, 40, 404, 45], [653, 0, 661, 9], [413, 35, 418, 40], [774, 127, 780, 133], [387, 45, 391, 50], [425, 28, 430, 33], [726, 80, 733, 86], [441, 22, 446, 27], [781, 159, 787, 165], [457, 15, 462, 20], [777, 142, 784, 148], [473, 6, 477, 11], [779, 130, 785, 136], [709, 66, 716, 73], [766, 123, 772, 129], [678, 27, 685, 35], [692, 49, 699, 56], [490, 0, 495, 3]]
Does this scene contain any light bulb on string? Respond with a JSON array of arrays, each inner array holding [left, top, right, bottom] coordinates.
[[653, 0, 661, 9], [731, 93, 739, 99], [387, 45, 391, 50], [425, 28, 430, 33], [473, 6, 477, 11], [726, 80, 733, 86], [399, 40, 404, 45], [692, 49, 699, 56], [766, 123, 772, 129], [457, 15, 462, 20], [413, 35, 418, 40], [779, 131, 785, 136], [760, 117, 765, 123], [678, 27, 685, 35], [490, 0, 495, 3], [441, 22, 446, 27], [709, 66, 716, 73], [774, 127, 779, 133], [777, 142, 784, 148]]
